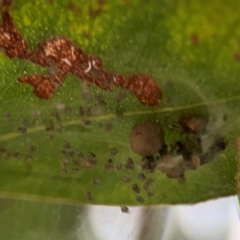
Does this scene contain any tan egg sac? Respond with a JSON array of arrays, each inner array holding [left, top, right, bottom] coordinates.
[[130, 122, 164, 157]]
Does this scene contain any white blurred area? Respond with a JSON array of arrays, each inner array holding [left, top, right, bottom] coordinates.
[[86, 196, 240, 240]]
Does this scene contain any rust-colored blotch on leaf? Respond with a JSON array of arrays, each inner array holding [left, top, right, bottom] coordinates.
[[0, 6, 163, 106]]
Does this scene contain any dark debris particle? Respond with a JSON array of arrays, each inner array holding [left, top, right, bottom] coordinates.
[[72, 168, 80, 174], [93, 178, 100, 186], [104, 158, 114, 172], [138, 172, 146, 181], [86, 191, 93, 201], [110, 147, 118, 156], [123, 176, 131, 183], [116, 162, 122, 170], [136, 196, 145, 203], [125, 157, 134, 170], [105, 122, 112, 132], [121, 205, 129, 213], [141, 156, 155, 173], [18, 127, 27, 134], [132, 184, 140, 193]]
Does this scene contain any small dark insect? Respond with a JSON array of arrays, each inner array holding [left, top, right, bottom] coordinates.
[[110, 148, 118, 156], [125, 157, 134, 170], [132, 184, 140, 193], [123, 176, 131, 183], [93, 178, 100, 186], [86, 191, 93, 201], [18, 127, 27, 134], [4, 112, 11, 121], [138, 173, 146, 181], [105, 122, 112, 132], [72, 168, 80, 174], [136, 196, 145, 203], [116, 162, 122, 170], [104, 158, 114, 172], [45, 124, 54, 131], [121, 205, 129, 213]]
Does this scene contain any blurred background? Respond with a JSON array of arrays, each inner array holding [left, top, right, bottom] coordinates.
[[0, 195, 239, 240]]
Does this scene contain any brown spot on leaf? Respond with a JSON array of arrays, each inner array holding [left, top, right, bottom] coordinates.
[[132, 183, 140, 193], [0, 12, 162, 106]]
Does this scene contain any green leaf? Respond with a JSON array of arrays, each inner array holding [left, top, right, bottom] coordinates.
[[0, 0, 240, 206]]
